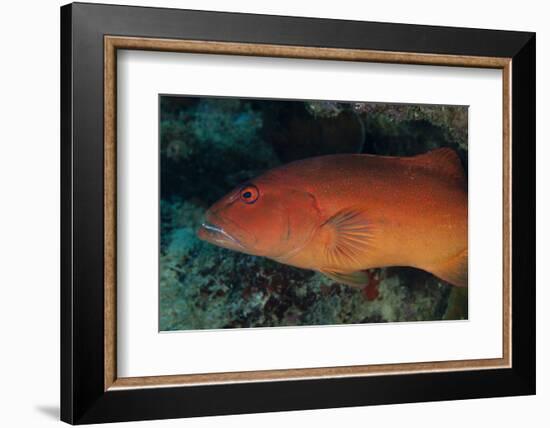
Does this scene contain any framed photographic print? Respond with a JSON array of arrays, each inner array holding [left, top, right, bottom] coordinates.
[[60, 2, 536, 424]]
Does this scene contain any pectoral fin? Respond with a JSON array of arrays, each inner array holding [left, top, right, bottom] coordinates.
[[320, 207, 376, 268], [320, 268, 369, 287], [430, 248, 468, 287]]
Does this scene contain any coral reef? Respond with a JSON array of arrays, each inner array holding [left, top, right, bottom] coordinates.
[[160, 97, 279, 205], [159, 96, 468, 331]]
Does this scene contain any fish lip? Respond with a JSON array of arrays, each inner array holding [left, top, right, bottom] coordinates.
[[198, 221, 245, 250]]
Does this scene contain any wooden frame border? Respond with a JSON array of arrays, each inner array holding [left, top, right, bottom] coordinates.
[[104, 36, 512, 391]]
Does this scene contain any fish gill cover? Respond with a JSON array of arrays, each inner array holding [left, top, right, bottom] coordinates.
[[159, 96, 468, 331]]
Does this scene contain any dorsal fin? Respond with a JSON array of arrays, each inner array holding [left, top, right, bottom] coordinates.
[[410, 148, 466, 183]]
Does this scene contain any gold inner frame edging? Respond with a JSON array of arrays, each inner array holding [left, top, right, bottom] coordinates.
[[104, 35, 512, 391]]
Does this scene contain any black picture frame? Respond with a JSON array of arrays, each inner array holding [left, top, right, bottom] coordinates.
[[61, 2, 535, 424]]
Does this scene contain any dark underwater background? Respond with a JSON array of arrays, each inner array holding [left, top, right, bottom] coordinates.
[[159, 95, 468, 331]]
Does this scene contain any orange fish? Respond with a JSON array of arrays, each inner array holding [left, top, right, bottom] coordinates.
[[197, 148, 468, 288]]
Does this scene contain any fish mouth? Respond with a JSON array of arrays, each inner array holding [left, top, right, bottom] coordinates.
[[197, 221, 245, 250]]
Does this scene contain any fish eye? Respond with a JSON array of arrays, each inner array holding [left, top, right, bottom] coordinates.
[[239, 184, 259, 204]]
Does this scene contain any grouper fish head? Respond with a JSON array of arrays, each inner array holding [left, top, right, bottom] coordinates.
[[197, 174, 321, 259]]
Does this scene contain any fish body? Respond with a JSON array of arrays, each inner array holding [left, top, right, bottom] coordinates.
[[198, 148, 468, 287]]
